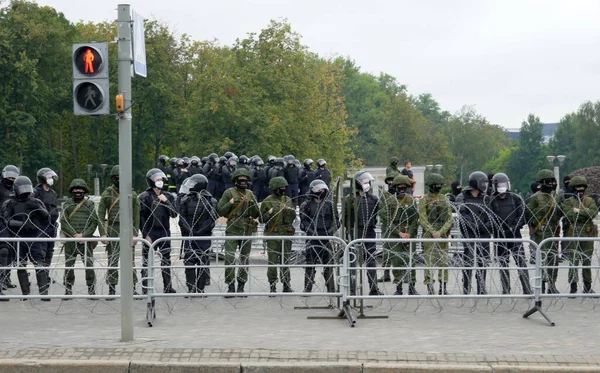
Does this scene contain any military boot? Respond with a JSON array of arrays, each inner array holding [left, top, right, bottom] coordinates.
[[269, 283, 277, 297], [63, 284, 73, 301], [583, 282, 594, 294], [0, 286, 7, 301], [409, 283, 420, 296], [36, 270, 50, 301], [237, 281, 247, 298], [427, 284, 435, 295], [377, 270, 391, 283], [17, 271, 30, 300], [438, 282, 449, 295], [185, 269, 197, 298], [107, 284, 116, 301], [569, 282, 578, 298], [547, 282, 559, 294], [282, 282, 293, 293], [369, 287, 383, 296], [87, 283, 96, 300], [224, 283, 236, 298], [393, 283, 403, 296], [303, 267, 315, 293]]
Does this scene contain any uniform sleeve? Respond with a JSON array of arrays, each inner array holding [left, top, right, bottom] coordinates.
[[580, 197, 599, 219], [259, 198, 272, 224], [97, 193, 108, 234], [217, 189, 233, 217], [248, 192, 261, 219], [177, 197, 191, 236], [408, 203, 419, 238], [439, 198, 453, 235], [418, 196, 435, 234]]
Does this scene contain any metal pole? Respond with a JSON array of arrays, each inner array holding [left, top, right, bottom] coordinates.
[[553, 165, 560, 193], [117, 3, 134, 342]]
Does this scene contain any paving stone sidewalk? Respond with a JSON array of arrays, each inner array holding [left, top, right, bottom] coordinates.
[[1, 347, 600, 367]]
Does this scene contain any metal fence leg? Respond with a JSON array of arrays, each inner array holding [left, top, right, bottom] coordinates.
[[145, 243, 156, 327], [523, 243, 555, 326]]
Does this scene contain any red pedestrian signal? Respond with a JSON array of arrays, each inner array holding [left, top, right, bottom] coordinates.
[[73, 45, 104, 77]]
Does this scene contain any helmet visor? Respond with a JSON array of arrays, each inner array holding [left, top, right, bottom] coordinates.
[[180, 177, 195, 194], [150, 171, 167, 183], [16, 184, 33, 196], [311, 181, 329, 193], [42, 170, 58, 180], [2, 169, 19, 179]]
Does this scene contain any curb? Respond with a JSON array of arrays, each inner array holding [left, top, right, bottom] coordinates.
[[0, 360, 599, 373]]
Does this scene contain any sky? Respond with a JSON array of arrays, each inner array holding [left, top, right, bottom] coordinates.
[[34, 0, 600, 128]]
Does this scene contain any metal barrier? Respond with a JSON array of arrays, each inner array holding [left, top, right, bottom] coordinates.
[[144, 235, 347, 326], [2, 235, 599, 332], [0, 236, 151, 301]]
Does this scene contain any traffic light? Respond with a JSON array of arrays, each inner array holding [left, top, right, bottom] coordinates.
[[73, 42, 109, 115]]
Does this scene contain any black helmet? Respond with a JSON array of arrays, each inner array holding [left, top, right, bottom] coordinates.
[[303, 158, 314, 168], [158, 155, 169, 164], [181, 157, 191, 168], [224, 151, 235, 159], [36, 167, 58, 186], [239, 155, 249, 165], [317, 158, 326, 167], [228, 155, 239, 167], [218, 156, 227, 165], [181, 174, 209, 194], [254, 158, 264, 167], [169, 157, 177, 167], [294, 159, 301, 168], [285, 155, 296, 166], [466, 171, 489, 193], [201, 156, 208, 166], [267, 155, 276, 165], [190, 156, 200, 166], [491, 173, 511, 194], [354, 171, 374, 193], [309, 179, 329, 194], [208, 153, 219, 164], [275, 158, 285, 168], [2, 165, 19, 180], [13, 176, 33, 199], [146, 168, 167, 188]]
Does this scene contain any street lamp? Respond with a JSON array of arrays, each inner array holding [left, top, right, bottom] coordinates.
[[86, 163, 109, 195], [546, 155, 566, 192]]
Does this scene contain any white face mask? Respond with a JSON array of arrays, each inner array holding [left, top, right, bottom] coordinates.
[[46, 178, 54, 186], [497, 186, 507, 194], [361, 182, 371, 193], [154, 181, 164, 189]]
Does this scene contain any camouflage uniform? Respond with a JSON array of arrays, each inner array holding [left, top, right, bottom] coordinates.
[[260, 177, 296, 292], [561, 176, 598, 293], [97, 166, 140, 291], [418, 173, 453, 295], [379, 175, 419, 295], [60, 179, 104, 294], [217, 168, 260, 293], [526, 169, 563, 294]]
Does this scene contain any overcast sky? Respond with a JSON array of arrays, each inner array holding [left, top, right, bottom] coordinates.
[[34, 0, 600, 128]]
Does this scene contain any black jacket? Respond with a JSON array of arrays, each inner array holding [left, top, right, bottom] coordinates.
[[300, 198, 339, 236], [456, 190, 492, 238], [139, 189, 177, 236], [178, 190, 218, 237], [33, 185, 59, 223]]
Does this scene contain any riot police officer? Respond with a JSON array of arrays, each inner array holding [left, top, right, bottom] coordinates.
[[299, 179, 339, 293], [343, 171, 381, 295], [33, 168, 59, 281], [283, 155, 300, 205], [315, 159, 331, 187], [487, 173, 531, 294], [251, 158, 268, 202], [1, 176, 51, 300], [456, 171, 493, 295], [139, 168, 178, 293], [222, 155, 238, 191], [178, 174, 218, 294], [0, 165, 19, 290], [189, 156, 203, 175]]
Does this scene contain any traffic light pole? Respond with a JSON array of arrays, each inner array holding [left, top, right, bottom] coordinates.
[[117, 3, 134, 342]]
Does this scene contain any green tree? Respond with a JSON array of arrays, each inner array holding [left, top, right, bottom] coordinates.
[[508, 114, 546, 192]]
